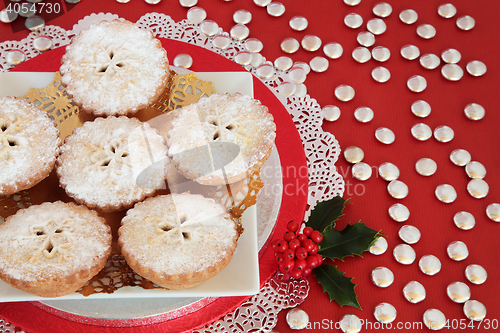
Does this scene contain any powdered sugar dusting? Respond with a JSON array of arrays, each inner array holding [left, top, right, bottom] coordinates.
[[0, 201, 111, 282], [0, 97, 60, 195], [119, 193, 237, 275], [60, 20, 169, 116], [167, 93, 276, 185], [57, 117, 169, 211]]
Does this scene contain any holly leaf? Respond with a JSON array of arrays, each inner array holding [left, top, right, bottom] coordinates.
[[306, 196, 348, 232], [318, 221, 380, 261], [313, 264, 361, 309]]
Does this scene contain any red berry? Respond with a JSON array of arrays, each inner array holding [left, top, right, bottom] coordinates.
[[275, 252, 284, 264], [306, 255, 320, 269], [271, 239, 280, 251], [297, 234, 308, 243], [302, 239, 315, 252], [283, 231, 296, 242], [288, 239, 301, 251], [302, 267, 312, 277], [311, 230, 323, 243], [294, 259, 307, 271], [276, 240, 289, 252], [313, 253, 323, 267], [289, 268, 302, 279], [281, 260, 295, 272], [295, 247, 308, 260], [287, 220, 299, 232], [283, 249, 295, 261], [309, 243, 319, 254], [303, 226, 314, 237]]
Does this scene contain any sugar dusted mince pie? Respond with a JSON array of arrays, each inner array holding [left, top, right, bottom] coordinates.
[[118, 193, 240, 290], [0, 97, 61, 195], [57, 116, 170, 212], [0, 201, 112, 298], [166, 93, 276, 185], [59, 20, 170, 116]]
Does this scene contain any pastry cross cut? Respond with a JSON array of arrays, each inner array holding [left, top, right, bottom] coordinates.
[[90, 46, 134, 76], [89, 138, 131, 176], [205, 114, 241, 142], [150, 213, 202, 247], [15, 219, 75, 263], [0, 117, 24, 160]]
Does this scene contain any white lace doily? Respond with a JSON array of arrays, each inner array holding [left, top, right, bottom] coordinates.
[[0, 12, 344, 332]]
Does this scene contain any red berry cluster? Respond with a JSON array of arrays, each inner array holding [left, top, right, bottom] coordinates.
[[271, 221, 324, 279]]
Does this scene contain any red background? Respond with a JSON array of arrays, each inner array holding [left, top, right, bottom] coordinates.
[[1, 0, 499, 332]]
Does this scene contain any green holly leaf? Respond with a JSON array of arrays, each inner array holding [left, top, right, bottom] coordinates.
[[313, 264, 361, 309], [318, 221, 380, 261], [306, 196, 348, 232]]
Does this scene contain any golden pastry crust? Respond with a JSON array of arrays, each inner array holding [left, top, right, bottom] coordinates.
[[56, 116, 170, 212], [118, 193, 239, 290], [0, 201, 112, 298], [60, 20, 170, 117], [0, 97, 60, 195], [166, 93, 276, 185]]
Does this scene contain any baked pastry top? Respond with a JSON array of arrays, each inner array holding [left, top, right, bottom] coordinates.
[[57, 116, 169, 212], [118, 193, 239, 289], [166, 93, 276, 185], [0, 201, 111, 297], [0, 97, 60, 195], [60, 20, 170, 116]]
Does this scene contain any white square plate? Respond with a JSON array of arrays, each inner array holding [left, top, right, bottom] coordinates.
[[0, 71, 260, 301]]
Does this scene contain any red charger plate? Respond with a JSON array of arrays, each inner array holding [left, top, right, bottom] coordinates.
[[0, 39, 308, 332]]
